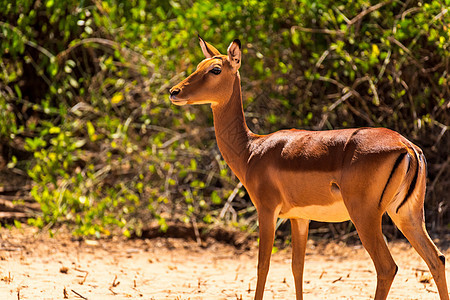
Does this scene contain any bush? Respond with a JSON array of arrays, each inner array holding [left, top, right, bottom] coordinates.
[[0, 0, 448, 236]]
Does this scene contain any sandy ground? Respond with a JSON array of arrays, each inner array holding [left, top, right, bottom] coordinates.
[[0, 226, 448, 300]]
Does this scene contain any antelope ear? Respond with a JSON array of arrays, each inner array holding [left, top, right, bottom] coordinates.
[[227, 39, 241, 72], [198, 35, 221, 58]]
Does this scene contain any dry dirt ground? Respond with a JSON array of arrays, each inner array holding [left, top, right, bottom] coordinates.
[[0, 226, 448, 300]]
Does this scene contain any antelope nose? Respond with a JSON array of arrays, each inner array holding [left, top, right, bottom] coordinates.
[[170, 88, 180, 97]]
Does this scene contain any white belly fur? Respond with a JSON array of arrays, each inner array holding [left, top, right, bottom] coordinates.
[[278, 201, 350, 222]]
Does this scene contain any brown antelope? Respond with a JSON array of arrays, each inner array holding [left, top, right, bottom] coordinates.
[[169, 36, 448, 300]]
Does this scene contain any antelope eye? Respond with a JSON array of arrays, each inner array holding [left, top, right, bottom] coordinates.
[[209, 67, 221, 75]]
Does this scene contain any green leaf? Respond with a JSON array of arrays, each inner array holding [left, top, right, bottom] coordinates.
[[111, 92, 124, 104], [211, 191, 221, 205], [291, 30, 300, 46], [189, 159, 197, 171], [48, 62, 58, 77], [86, 121, 96, 141], [49, 126, 60, 134], [14, 84, 22, 99], [14, 220, 21, 229]]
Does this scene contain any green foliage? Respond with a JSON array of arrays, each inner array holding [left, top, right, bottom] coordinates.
[[0, 0, 448, 236]]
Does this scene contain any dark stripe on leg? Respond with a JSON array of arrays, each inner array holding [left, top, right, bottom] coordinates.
[[396, 148, 420, 213], [439, 255, 445, 266], [422, 154, 427, 176], [378, 152, 407, 208]]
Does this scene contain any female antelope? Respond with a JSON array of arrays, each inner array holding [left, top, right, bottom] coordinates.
[[169, 36, 448, 300]]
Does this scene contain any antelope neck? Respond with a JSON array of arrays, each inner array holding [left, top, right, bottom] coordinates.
[[211, 74, 253, 184]]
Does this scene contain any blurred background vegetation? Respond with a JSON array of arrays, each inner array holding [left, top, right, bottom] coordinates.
[[0, 0, 448, 239]]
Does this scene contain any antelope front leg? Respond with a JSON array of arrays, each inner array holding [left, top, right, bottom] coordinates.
[[291, 218, 309, 300], [254, 209, 278, 300]]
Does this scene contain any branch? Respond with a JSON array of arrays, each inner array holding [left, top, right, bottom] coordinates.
[[219, 182, 243, 220], [56, 38, 154, 69], [431, 8, 448, 24], [388, 36, 427, 73], [56, 38, 122, 60], [430, 156, 450, 194], [347, 1, 393, 26], [291, 26, 344, 36], [0, 21, 54, 59]]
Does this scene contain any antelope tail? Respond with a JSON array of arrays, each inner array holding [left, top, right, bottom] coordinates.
[[395, 145, 425, 213]]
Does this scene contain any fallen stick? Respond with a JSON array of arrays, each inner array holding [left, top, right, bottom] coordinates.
[[71, 289, 87, 299], [332, 276, 343, 284]]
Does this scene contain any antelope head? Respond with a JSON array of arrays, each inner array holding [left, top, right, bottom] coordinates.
[[169, 36, 241, 108]]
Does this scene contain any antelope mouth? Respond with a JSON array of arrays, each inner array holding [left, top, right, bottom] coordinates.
[[169, 96, 189, 106]]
